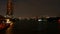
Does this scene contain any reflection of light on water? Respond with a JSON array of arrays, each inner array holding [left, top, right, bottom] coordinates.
[[6, 27, 12, 34], [5, 19, 13, 34], [6, 23, 13, 34]]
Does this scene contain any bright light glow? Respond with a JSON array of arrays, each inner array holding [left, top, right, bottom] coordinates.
[[38, 19, 42, 21], [6, 19, 11, 23]]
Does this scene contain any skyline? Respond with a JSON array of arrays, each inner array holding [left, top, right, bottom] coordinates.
[[0, 0, 60, 17]]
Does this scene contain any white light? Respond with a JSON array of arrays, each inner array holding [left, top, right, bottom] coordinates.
[[6, 19, 11, 23], [38, 19, 42, 21]]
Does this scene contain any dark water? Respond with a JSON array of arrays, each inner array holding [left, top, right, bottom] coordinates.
[[0, 21, 58, 34]]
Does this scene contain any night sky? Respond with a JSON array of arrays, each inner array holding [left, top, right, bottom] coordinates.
[[0, 0, 60, 17]]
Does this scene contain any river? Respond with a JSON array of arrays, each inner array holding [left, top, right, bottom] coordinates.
[[0, 21, 58, 34]]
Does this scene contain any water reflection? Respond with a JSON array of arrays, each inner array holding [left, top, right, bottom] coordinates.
[[0, 18, 58, 34], [6, 25, 13, 34], [0, 26, 12, 34]]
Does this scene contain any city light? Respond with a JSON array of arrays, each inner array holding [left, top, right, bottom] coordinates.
[[38, 19, 42, 21], [6, 19, 11, 23]]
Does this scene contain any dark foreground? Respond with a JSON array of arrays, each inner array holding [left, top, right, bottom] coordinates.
[[0, 17, 60, 34]]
